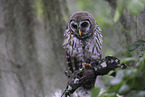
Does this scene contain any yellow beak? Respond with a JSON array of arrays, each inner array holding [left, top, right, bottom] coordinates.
[[79, 29, 81, 36]]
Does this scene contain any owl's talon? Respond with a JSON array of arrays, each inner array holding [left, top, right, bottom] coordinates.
[[83, 63, 91, 69]]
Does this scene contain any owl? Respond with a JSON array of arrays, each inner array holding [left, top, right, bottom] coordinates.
[[63, 11, 103, 73]]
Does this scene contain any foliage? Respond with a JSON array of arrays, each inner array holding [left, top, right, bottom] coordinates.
[[91, 39, 145, 97], [91, 88, 100, 97], [114, 0, 145, 22], [129, 39, 145, 51]]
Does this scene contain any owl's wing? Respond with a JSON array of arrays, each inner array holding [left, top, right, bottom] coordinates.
[[63, 27, 77, 74], [65, 51, 73, 72]]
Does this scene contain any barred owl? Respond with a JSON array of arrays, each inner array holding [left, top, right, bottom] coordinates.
[[63, 11, 103, 73]]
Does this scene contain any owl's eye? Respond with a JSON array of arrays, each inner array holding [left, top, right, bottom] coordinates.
[[81, 22, 88, 27], [71, 24, 77, 29]]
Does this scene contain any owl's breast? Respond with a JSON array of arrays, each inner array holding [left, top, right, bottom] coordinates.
[[63, 35, 84, 59], [84, 38, 102, 61]]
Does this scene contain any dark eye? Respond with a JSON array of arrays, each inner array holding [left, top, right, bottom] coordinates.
[[81, 22, 88, 27], [71, 23, 77, 29]]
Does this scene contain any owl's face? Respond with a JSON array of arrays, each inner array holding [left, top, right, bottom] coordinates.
[[69, 20, 92, 39], [68, 11, 96, 39]]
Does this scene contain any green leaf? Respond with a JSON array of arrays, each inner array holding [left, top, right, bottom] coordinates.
[[121, 57, 137, 64], [127, 91, 145, 97], [127, 74, 145, 90], [91, 88, 100, 97], [134, 91, 145, 97], [110, 70, 125, 85], [118, 84, 130, 95], [100, 92, 117, 97], [110, 78, 122, 85], [125, 69, 137, 76], [129, 40, 145, 51], [108, 83, 123, 93], [140, 44, 145, 51]]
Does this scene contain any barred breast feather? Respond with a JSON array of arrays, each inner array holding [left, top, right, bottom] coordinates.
[[63, 24, 102, 64]]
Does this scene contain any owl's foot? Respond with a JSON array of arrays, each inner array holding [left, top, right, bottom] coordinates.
[[82, 63, 91, 69]]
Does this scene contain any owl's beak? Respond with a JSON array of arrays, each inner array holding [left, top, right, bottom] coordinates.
[[79, 29, 81, 36]]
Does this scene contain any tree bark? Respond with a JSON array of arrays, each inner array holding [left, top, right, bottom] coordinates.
[[0, 0, 68, 97]]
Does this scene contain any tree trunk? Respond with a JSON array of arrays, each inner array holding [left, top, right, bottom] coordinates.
[[0, 0, 68, 97]]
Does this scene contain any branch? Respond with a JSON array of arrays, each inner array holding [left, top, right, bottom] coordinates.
[[61, 56, 127, 96]]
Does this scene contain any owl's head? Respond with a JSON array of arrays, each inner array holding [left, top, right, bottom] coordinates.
[[68, 11, 96, 39]]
